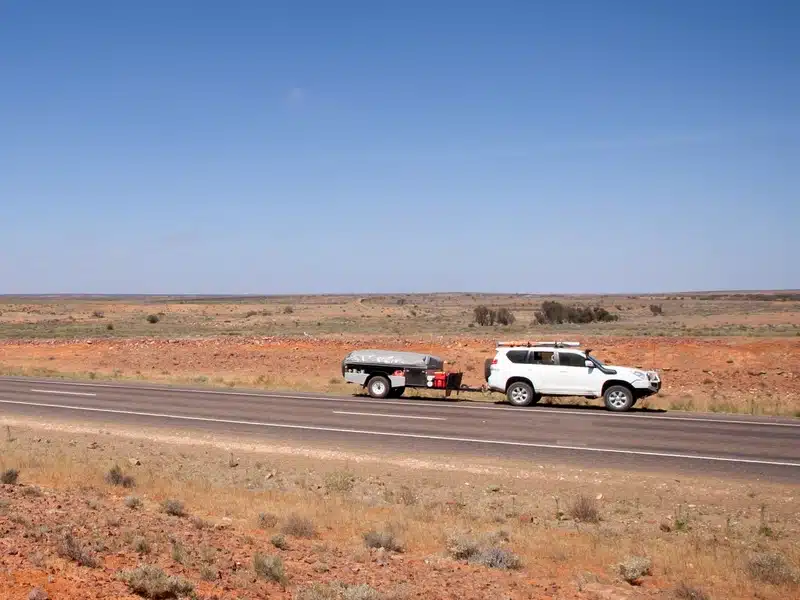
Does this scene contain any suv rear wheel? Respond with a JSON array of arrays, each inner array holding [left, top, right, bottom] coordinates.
[[367, 376, 391, 399], [506, 381, 535, 407], [604, 385, 634, 412]]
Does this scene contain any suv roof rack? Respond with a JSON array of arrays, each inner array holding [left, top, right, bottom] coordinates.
[[496, 340, 581, 348]]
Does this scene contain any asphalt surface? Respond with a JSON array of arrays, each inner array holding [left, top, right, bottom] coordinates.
[[0, 376, 798, 482]]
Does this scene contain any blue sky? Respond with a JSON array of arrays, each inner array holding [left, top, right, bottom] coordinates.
[[2, 0, 798, 294]]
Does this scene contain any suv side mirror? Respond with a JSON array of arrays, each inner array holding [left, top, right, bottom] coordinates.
[[585, 360, 594, 368]]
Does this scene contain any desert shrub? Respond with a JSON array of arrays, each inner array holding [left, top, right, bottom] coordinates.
[[118, 564, 194, 599], [92, 310, 105, 318], [161, 499, 186, 517], [474, 305, 515, 326], [446, 533, 520, 569], [258, 512, 278, 529], [650, 304, 664, 316], [106, 515, 122, 527], [473, 305, 491, 326], [324, 470, 355, 493], [253, 552, 286, 584], [295, 582, 383, 600], [618, 555, 652, 584], [471, 547, 522, 570], [1, 468, 19, 484], [124, 495, 142, 510], [363, 530, 404, 553], [495, 307, 516, 326], [170, 539, 187, 564], [189, 515, 209, 530], [20, 486, 42, 497], [535, 301, 619, 325], [747, 551, 798, 585], [283, 305, 294, 314], [343, 585, 385, 600], [270, 534, 289, 550], [199, 565, 218, 582], [673, 582, 710, 600], [105, 465, 135, 488], [106, 322, 115, 330], [58, 532, 98, 568], [133, 536, 151, 554], [281, 514, 316, 538], [146, 314, 160, 324], [395, 486, 416, 506], [446, 534, 481, 561], [568, 494, 600, 523], [28, 587, 48, 600], [673, 504, 691, 532]]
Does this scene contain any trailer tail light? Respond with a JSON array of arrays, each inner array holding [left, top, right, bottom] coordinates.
[[491, 359, 498, 365]]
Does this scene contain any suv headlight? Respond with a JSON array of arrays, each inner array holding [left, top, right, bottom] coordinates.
[[633, 370, 646, 379]]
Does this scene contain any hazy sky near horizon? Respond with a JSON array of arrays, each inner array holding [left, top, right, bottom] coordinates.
[[2, 1, 798, 294]]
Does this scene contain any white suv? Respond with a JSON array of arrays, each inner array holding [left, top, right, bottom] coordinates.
[[485, 341, 661, 412]]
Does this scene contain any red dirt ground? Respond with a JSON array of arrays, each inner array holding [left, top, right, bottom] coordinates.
[[1, 335, 798, 414]]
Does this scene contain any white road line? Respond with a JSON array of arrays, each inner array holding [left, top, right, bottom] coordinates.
[[30, 389, 97, 397], [0, 397, 798, 468], [1, 377, 799, 428], [332, 410, 446, 421]]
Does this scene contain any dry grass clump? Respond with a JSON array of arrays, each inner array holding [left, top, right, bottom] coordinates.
[[618, 555, 652, 584], [253, 552, 287, 584], [446, 533, 520, 569], [363, 530, 404, 553], [161, 499, 186, 517], [58, 532, 98, 568], [170, 539, 188, 565], [258, 511, 278, 529], [105, 465, 135, 488], [281, 514, 316, 538], [672, 582, 710, 600], [133, 536, 151, 555], [118, 564, 195, 598], [295, 582, 384, 600], [1, 468, 19, 484], [746, 551, 799, 585], [324, 470, 355, 493], [568, 494, 600, 523]]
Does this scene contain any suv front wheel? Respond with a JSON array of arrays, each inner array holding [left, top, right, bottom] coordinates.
[[604, 385, 634, 412], [506, 381, 536, 407]]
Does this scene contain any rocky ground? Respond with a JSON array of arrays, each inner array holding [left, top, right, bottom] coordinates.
[[1, 417, 798, 600], [1, 335, 798, 415]]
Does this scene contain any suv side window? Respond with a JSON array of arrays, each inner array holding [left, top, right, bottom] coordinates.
[[506, 350, 529, 364], [558, 352, 586, 367], [530, 351, 555, 365]]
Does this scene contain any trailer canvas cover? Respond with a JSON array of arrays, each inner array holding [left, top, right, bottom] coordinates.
[[344, 349, 444, 371]]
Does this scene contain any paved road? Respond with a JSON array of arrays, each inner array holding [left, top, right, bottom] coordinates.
[[0, 376, 798, 482]]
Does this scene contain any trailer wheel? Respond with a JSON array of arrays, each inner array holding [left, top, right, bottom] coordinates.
[[367, 375, 391, 399]]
